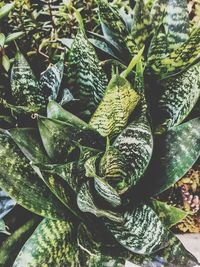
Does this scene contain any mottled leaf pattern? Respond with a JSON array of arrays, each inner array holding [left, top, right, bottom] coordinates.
[[13, 219, 79, 267], [39, 60, 64, 101], [154, 64, 200, 133], [10, 52, 47, 111], [66, 30, 108, 113], [104, 204, 169, 254], [89, 75, 140, 137]]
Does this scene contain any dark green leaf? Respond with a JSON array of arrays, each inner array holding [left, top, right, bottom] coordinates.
[[104, 204, 169, 254], [12, 219, 79, 267], [0, 132, 70, 220]]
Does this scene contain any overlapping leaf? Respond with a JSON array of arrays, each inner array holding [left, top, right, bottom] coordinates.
[[0, 189, 16, 219]]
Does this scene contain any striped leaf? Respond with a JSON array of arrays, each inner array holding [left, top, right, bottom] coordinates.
[[85, 154, 122, 207], [10, 52, 47, 112], [13, 219, 79, 267], [150, 199, 189, 228], [0, 132, 69, 220], [38, 116, 104, 163], [104, 204, 169, 254], [0, 218, 40, 267], [163, 0, 189, 52], [131, 0, 151, 46], [113, 114, 153, 190], [149, 118, 200, 195], [0, 190, 16, 219], [154, 64, 200, 133], [89, 75, 140, 137], [39, 60, 64, 101], [66, 30, 108, 114], [77, 181, 123, 223]]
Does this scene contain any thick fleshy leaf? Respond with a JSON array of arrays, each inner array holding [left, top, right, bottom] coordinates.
[[38, 116, 104, 162], [148, 118, 200, 195], [0, 132, 70, 220], [10, 52, 47, 111], [0, 190, 16, 219], [131, 0, 151, 46], [12, 219, 79, 267], [89, 38, 118, 59], [0, 218, 40, 267], [39, 60, 64, 101], [66, 30, 108, 114], [163, 0, 189, 52], [89, 75, 140, 137], [113, 115, 153, 190], [8, 128, 49, 163], [152, 27, 200, 77], [150, 0, 167, 29], [104, 204, 169, 255], [0, 2, 14, 20], [85, 154, 122, 207], [77, 182, 123, 222], [154, 64, 200, 133], [150, 199, 189, 228]]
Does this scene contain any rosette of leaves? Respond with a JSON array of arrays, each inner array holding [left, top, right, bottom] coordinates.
[[0, 0, 200, 266]]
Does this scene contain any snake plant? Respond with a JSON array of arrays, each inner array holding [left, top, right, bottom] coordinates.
[[0, 0, 200, 266]]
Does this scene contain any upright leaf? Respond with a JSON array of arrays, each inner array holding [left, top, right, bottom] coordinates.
[[89, 75, 140, 137], [39, 60, 64, 101], [66, 30, 108, 114], [10, 52, 47, 111], [154, 64, 200, 133], [0, 132, 69, 220], [12, 219, 79, 267]]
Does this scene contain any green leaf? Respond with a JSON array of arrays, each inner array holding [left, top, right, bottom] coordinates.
[[154, 64, 200, 133], [131, 0, 151, 46], [150, 199, 189, 228], [77, 181, 123, 222], [89, 75, 139, 137], [66, 30, 108, 114], [150, 0, 167, 29], [0, 132, 70, 220], [8, 128, 49, 164], [10, 51, 47, 111], [38, 116, 104, 162], [104, 204, 169, 254], [163, 0, 189, 52], [148, 118, 200, 195], [113, 115, 153, 191], [5, 31, 24, 44], [0, 2, 15, 20], [0, 190, 16, 219], [39, 60, 64, 101], [2, 54, 10, 72], [12, 219, 79, 267], [0, 218, 40, 267], [0, 219, 10, 235], [0, 33, 5, 47], [85, 154, 122, 207], [89, 38, 118, 59]]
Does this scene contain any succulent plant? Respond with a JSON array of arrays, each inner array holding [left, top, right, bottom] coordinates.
[[0, 0, 200, 266]]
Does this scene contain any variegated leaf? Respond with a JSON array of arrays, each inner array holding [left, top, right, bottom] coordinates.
[[131, 0, 151, 46], [77, 182, 123, 223], [89, 75, 140, 137], [39, 60, 64, 101], [104, 204, 169, 254], [0, 218, 40, 267], [0, 189, 16, 219], [150, 0, 167, 29], [163, 0, 189, 52], [0, 132, 69, 220], [85, 154, 122, 207], [113, 114, 153, 190], [154, 64, 200, 133], [66, 30, 108, 114], [12, 219, 79, 267], [10, 52, 47, 112]]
